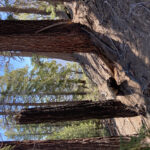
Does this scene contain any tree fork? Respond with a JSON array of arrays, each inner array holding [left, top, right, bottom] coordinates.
[[15, 100, 145, 124], [0, 20, 97, 53]]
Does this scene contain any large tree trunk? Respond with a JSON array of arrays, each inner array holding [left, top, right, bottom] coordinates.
[[0, 136, 132, 150], [61, 0, 150, 135], [0, 20, 96, 53], [15, 100, 144, 124]]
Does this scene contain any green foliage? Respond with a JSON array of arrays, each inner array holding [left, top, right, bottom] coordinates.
[[46, 5, 56, 19], [2, 0, 60, 20], [120, 126, 150, 150], [0, 57, 92, 100], [5, 120, 108, 141], [5, 123, 61, 140], [48, 120, 108, 140], [7, 14, 16, 20], [0, 56, 99, 141]]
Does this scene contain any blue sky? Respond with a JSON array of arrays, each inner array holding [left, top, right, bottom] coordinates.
[[0, 55, 69, 141], [0, 12, 7, 20], [0, 57, 32, 141], [0, 10, 10, 141], [0, 56, 31, 75], [0, 56, 69, 141]]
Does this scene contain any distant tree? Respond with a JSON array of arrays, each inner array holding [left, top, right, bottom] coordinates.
[[5, 120, 106, 141], [0, 6, 51, 15], [0, 0, 70, 19], [0, 59, 91, 115], [48, 120, 107, 140], [0, 6, 68, 19], [0, 56, 98, 141], [15, 100, 143, 124]]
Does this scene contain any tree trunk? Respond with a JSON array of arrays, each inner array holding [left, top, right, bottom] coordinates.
[[61, 0, 150, 135], [15, 100, 144, 124], [0, 136, 131, 150], [0, 20, 96, 53]]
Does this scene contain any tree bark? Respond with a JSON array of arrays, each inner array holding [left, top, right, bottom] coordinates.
[[62, 0, 150, 135], [0, 20, 96, 53], [15, 100, 144, 124], [0, 136, 131, 150]]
